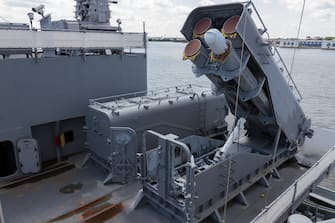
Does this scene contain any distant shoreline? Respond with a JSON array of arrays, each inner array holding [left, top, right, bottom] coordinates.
[[148, 38, 187, 43], [148, 38, 335, 50]]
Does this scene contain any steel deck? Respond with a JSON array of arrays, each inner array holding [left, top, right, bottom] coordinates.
[[0, 127, 334, 223]]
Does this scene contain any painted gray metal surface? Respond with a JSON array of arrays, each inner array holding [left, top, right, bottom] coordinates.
[[0, 54, 146, 131], [309, 186, 335, 208], [136, 129, 297, 223], [235, 7, 311, 144], [17, 138, 40, 174], [0, 53, 147, 182], [251, 147, 335, 223], [0, 1, 333, 223], [0, 127, 333, 223], [85, 85, 228, 183], [0, 29, 145, 49], [0, 0, 147, 183], [181, 2, 312, 145], [42, 0, 119, 31], [75, 0, 111, 24], [31, 117, 86, 162], [132, 2, 313, 223]]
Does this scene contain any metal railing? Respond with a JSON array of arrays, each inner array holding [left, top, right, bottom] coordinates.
[[251, 147, 335, 223], [89, 84, 211, 111], [245, 0, 303, 101], [273, 47, 303, 100], [141, 130, 196, 222]]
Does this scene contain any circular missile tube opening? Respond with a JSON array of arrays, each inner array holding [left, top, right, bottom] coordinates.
[[193, 17, 212, 37], [222, 15, 240, 35], [183, 39, 202, 60]]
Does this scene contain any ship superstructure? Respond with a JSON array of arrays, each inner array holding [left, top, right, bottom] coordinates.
[[0, 0, 147, 183]]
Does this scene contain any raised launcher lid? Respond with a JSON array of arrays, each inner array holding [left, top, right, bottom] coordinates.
[[89, 85, 212, 113], [181, 3, 244, 41], [193, 17, 212, 37], [222, 15, 240, 35], [184, 39, 202, 59]]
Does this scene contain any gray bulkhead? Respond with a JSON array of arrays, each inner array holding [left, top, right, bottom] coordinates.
[[85, 86, 229, 183], [0, 53, 147, 181], [0, 0, 148, 182]]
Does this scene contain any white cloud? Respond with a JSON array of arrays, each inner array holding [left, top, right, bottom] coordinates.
[[309, 0, 335, 21], [0, 0, 334, 38], [281, 0, 335, 20], [199, 0, 216, 6], [112, 0, 193, 36], [0, 0, 74, 23], [281, 0, 302, 10]]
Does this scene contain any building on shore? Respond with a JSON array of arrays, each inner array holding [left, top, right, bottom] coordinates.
[[277, 39, 300, 48], [149, 37, 335, 50], [322, 40, 335, 50], [275, 39, 323, 49]]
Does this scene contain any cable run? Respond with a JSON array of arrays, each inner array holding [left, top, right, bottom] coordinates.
[[0, 16, 10, 23], [288, 0, 306, 85], [223, 3, 249, 222]]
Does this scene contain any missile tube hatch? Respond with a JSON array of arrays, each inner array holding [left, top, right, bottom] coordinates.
[[181, 2, 313, 146]]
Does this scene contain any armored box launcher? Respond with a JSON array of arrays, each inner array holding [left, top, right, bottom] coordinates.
[[84, 85, 229, 184]]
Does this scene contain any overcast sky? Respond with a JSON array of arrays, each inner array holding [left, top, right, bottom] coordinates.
[[0, 0, 334, 38]]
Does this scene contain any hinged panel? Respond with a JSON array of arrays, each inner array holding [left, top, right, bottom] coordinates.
[[17, 138, 40, 174]]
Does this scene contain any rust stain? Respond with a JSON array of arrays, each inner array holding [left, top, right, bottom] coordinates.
[[81, 203, 123, 223], [47, 192, 112, 222], [80, 203, 112, 219]]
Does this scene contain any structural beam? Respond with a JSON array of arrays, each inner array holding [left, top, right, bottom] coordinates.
[[0, 29, 145, 49]]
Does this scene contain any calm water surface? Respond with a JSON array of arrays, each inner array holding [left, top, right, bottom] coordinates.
[[147, 41, 335, 129]]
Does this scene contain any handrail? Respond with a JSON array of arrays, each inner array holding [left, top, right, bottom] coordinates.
[[243, 1, 302, 100], [89, 84, 211, 111], [251, 147, 335, 223], [273, 47, 303, 100], [141, 130, 195, 222], [246, 1, 268, 36], [142, 130, 194, 169], [245, 1, 303, 100]]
